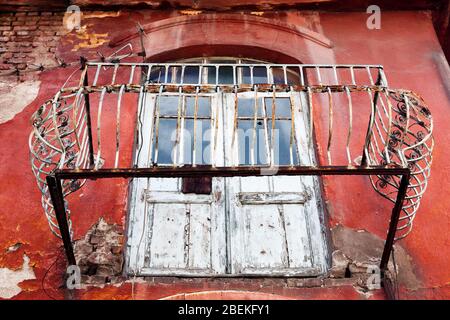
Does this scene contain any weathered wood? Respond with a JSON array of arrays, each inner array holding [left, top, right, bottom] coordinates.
[[238, 192, 310, 204], [127, 89, 328, 277]]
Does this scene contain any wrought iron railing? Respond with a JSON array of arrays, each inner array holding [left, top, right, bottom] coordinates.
[[29, 61, 433, 278]]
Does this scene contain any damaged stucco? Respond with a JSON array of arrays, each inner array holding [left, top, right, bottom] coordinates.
[[0, 254, 36, 299], [329, 225, 423, 293], [0, 80, 40, 124]]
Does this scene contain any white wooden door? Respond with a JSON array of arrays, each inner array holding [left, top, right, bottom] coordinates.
[[127, 93, 227, 276], [127, 91, 327, 276], [223, 92, 328, 276]]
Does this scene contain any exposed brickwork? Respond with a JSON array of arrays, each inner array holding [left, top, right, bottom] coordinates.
[[0, 11, 64, 81], [73, 218, 125, 286]]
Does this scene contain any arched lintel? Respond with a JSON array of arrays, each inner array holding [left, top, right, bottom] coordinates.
[[109, 13, 334, 64], [145, 44, 301, 64]]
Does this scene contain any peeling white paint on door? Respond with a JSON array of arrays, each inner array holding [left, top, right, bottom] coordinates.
[[224, 92, 327, 276], [126, 88, 328, 276], [0, 254, 36, 299]]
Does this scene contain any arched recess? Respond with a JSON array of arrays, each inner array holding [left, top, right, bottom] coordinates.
[[109, 13, 335, 64]]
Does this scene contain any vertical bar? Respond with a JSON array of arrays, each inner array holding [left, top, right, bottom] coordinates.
[[173, 87, 183, 166], [270, 85, 277, 165], [361, 74, 382, 166], [333, 66, 339, 85], [180, 65, 185, 85], [288, 91, 295, 166], [383, 276, 397, 300], [192, 87, 199, 166], [383, 89, 393, 164], [95, 87, 107, 170], [46, 175, 76, 266], [114, 85, 125, 168], [72, 88, 84, 158], [261, 94, 271, 166], [380, 67, 389, 87], [231, 86, 239, 166], [152, 86, 163, 164], [198, 65, 202, 85], [164, 65, 169, 83], [361, 89, 376, 166], [350, 66, 356, 86], [146, 65, 152, 84], [315, 66, 322, 85], [326, 88, 333, 165], [92, 64, 101, 86], [366, 66, 375, 86], [251, 85, 258, 166], [380, 172, 410, 273], [307, 87, 314, 152], [82, 70, 95, 167], [345, 87, 353, 165], [299, 66, 305, 86], [213, 88, 220, 167], [216, 65, 219, 86], [128, 65, 136, 85], [111, 63, 119, 85]]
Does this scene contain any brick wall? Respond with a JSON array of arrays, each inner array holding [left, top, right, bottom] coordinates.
[[0, 11, 64, 81]]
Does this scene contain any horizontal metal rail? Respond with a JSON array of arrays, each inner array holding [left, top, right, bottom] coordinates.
[[85, 61, 388, 88], [46, 165, 410, 284]]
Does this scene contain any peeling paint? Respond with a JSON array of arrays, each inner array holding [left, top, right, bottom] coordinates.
[[83, 11, 122, 19], [0, 81, 40, 125], [179, 10, 202, 15], [0, 255, 36, 299], [70, 25, 109, 51]]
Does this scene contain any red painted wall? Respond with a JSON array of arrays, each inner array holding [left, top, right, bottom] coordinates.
[[0, 10, 449, 300]]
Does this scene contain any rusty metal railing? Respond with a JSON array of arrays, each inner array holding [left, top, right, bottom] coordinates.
[[29, 61, 433, 281]]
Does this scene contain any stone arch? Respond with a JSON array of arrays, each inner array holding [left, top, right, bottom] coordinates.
[[109, 13, 335, 64]]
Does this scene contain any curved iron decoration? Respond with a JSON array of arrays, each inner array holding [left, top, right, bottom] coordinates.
[[29, 62, 433, 242]]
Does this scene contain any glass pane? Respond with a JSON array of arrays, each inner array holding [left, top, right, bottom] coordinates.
[[268, 120, 297, 165], [208, 66, 234, 84], [242, 66, 267, 84], [158, 96, 181, 116], [237, 97, 264, 118], [183, 119, 212, 165], [153, 119, 177, 164], [147, 66, 165, 83], [183, 66, 200, 84], [237, 120, 268, 165], [185, 96, 211, 118], [271, 67, 301, 85], [167, 66, 182, 84], [265, 97, 291, 118]]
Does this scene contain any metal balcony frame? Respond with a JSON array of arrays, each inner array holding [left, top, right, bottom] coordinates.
[[30, 59, 433, 299]]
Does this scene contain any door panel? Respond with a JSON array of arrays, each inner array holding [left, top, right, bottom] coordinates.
[[224, 92, 327, 276], [127, 90, 327, 277], [127, 93, 227, 276]]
